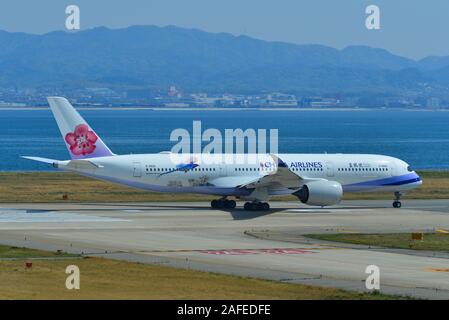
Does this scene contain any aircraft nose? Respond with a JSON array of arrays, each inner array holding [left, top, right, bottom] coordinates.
[[414, 171, 422, 185]]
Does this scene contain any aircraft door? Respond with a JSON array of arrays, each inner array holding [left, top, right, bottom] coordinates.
[[326, 162, 334, 177], [133, 162, 142, 177], [218, 164, 227, 177], [389, 162, 396, 177]]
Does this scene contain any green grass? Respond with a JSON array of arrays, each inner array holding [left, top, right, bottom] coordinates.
[[306, 233, 449, 252], [0, 170, 446, 203], [418, 170, 449, 179], [0, 245, 402, 300], [0, 245, 78, 259], [0, 172, 215, 203]]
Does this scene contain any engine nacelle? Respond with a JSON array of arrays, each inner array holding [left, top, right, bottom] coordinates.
[[293, 180, 343, 206]]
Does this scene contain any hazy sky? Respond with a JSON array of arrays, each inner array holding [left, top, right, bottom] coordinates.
[[0, 0, 448, 60]]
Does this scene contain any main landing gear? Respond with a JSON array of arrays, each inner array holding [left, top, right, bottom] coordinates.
[[210, 199, 270, 211], [211, 198, 236, 209], [392, 191, 402, 208], [243, 202, 270, 211]]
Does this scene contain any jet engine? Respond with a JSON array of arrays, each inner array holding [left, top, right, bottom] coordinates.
[[293, 180, 343, 206]]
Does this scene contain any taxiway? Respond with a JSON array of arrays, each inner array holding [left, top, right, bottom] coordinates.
[[1, 200, 449, 299]]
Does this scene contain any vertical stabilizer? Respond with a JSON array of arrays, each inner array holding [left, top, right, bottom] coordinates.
[[47, 97, 114, 159]]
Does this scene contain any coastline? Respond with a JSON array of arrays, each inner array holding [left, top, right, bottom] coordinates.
[[0, 107, 448, 112]]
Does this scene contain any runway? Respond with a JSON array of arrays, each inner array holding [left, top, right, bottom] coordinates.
[[1, 200, 449, 299]]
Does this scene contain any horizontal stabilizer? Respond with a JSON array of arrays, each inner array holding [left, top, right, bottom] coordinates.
[[21, 156, 103, 171], [21, 156, 58, 166]]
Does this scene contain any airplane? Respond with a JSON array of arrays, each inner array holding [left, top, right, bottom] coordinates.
[[22, 97, 422, 211]]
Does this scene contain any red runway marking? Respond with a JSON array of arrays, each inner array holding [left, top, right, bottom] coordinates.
[[200, 249, 258, 255], [199, 248, 315, 255], [259, 248, 312, 254]]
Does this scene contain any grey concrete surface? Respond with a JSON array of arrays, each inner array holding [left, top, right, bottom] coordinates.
[[0, 200, 449, 299]]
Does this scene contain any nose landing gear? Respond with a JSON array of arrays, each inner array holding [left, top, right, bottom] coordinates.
[[392, 191, 403, 208]]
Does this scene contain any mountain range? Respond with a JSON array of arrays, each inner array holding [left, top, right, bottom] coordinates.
[[0, 25, 448, 95]]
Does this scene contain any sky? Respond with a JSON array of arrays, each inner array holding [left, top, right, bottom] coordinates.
[[0, 0, 448, 60]]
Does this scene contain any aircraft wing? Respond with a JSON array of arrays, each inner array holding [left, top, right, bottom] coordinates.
[[209, 176, 260, 188], [237, 154, 304, 190]]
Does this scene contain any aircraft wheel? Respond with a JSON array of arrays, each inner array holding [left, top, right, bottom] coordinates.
[[244, 202, 269, 211], [392, 201, 401, 208], [225, 200, 236, 209], [244, 202, 253, 211], [211, 199, 226, 209]]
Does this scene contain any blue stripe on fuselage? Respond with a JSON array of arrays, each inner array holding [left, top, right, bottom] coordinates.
[[343, 172, 421, 191]]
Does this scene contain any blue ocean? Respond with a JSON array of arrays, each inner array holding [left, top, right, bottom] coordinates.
[[1, 109, 449, 171]]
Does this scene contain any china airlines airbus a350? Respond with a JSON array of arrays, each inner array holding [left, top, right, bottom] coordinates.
[[23, 97, 422, 211]]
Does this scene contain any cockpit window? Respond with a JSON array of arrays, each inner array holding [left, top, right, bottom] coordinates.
[[407, 166, 413, 172]]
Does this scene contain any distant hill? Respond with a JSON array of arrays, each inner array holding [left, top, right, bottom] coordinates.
[[0, 25, 448, 94]]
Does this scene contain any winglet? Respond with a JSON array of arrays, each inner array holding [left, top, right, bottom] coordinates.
[[269, 153, 288, 168]]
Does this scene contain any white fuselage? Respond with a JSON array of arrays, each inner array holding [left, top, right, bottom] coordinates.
[[55, 153, 422, 199]]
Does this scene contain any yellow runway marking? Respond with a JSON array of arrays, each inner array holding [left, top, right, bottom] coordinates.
[[425, 268, 449, 273], [436, 229, 449, 234]]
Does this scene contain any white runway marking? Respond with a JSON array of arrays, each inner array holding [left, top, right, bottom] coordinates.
[[287, 208, 373, 214], [0, 209, 127, 223]]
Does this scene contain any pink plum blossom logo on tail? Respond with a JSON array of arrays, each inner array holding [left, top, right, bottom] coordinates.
[[65, 124, 98, 156]]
